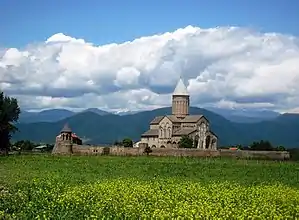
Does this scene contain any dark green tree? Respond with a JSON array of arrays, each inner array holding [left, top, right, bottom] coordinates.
[[14, 140, 36, 151], [250, 140, 273, 151], [178, 135, 194, 148], [276, 145, 286, 151], [122, 138, 133, 148], [236, 144, 243, 150], [0, 92, 21, 155], [46, 144, 55, 151], [143, 146, 152, 155], [113, 140, 122, 146]]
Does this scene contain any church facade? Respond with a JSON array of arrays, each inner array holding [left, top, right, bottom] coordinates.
[[140, 78, 218, 149]]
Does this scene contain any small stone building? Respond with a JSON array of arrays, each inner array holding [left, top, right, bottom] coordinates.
[[140, 78, 218, 149], [52, 123, 82, 154]]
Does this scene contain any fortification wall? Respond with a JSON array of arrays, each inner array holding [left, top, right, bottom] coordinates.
[[72, 145, 104, 155], [71, 145, 290, 160], [109, 146, 144, 156], [219, 149, 290, 160], [149, 148, 220, 157]]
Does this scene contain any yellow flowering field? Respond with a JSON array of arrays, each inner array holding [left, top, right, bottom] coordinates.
[[0, 155, 299, 219]]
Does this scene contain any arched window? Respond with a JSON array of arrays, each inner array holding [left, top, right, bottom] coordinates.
[[167, 127, 171, 138], [211, 138, 217, 149], [194, 135, 199, 148], [205, 135, 211, 149], [160, 128, 163, 137], [165, 123, 169, 138]]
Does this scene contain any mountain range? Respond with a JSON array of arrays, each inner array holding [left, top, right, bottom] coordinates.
[[19, 107, 280, 124], [13, 107, 299, 148], [205, 107, 280, 123], [19, 108, 111, 123]]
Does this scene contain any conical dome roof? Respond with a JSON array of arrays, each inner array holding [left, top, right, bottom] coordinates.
[[60, 123, 72, 133], [173, 78, 189, 96]]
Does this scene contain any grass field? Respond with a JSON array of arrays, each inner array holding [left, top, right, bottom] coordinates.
[[1, 155, 299, 219]]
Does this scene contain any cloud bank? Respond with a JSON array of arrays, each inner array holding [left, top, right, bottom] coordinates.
[[1, 26, 299, 113]]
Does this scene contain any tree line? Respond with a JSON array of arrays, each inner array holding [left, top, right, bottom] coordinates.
[[113, 138, 133, 148], [178, 135, 287, 152], [220, 140, 286, 151], [11, 140, 54, 152]]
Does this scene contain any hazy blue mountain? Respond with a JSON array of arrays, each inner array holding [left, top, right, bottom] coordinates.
[[114, 110, 143, 116], [19, 109, 75, 123], [20, 107, 281, 124], [19, 108, 113, 123], [205, 107, 280, 123], [13, 107, 299, 148], [82, 108, 112, 116]]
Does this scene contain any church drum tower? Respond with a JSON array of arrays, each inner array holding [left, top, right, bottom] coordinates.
[[172, 78, 190, 119]]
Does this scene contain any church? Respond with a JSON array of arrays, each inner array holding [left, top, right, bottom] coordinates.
[[140, 78, 218, 149]]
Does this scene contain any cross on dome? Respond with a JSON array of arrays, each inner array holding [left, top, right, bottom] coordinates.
[[173, 77, 189, 96]]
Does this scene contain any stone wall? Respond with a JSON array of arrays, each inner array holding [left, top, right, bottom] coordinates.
[[149, 148, 219, 157], [109, 146, 145, 156], [72, 145, 104, 155], [72, 145, 145, 156], [70, 145, 290, 160], [219, 149, 290, 160]]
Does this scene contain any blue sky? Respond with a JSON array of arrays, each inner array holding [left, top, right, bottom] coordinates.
[[1, 0, 298, 48], [1, 0, 299, 112]]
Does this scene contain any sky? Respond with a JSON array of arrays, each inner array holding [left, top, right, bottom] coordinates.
[[0, 0, 299, 113]]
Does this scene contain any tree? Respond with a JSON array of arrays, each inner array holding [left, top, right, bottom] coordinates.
[[276, 146, 286, 151], [46, 144, 55, 152], [143, 146, 152, 156], [236, 144, 243, 150], [0, 92, 21, 155], [113, 140, 122, 146], [14, 140, 36, 151], [178, 135, 194, 148], [122, 138, 133, 148], [250, 140, 274, 151]]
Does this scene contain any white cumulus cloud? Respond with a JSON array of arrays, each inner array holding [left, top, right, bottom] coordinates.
[[0, 25, 299, 113]]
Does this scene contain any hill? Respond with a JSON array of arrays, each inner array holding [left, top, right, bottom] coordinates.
[[205, 107, 280, 123], [81, 108, 112, 116], [19, 109, 75, 123], [234, 113, 299, 147], [19, 108, 111, 123], [12, 107, 299, 147]]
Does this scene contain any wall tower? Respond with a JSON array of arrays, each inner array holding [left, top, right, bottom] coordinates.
[[52, 123, 73, 154]]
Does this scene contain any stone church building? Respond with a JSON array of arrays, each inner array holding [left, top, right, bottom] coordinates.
[[140, 78, 218, 149], [52, 123, 82, 154]]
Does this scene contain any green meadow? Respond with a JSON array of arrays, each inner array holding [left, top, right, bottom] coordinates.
[[1, 155, 299, 219]]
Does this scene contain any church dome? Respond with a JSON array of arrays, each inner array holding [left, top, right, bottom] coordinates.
[[173, 78, 189, 96]]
